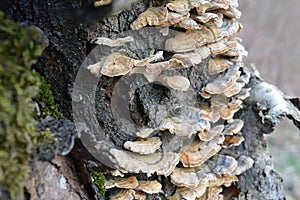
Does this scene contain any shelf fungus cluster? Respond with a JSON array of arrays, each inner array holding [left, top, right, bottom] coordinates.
[[87, 0, 254, 199]]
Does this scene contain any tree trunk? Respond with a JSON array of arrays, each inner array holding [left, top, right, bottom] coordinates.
[[5, 0, 300, 199]]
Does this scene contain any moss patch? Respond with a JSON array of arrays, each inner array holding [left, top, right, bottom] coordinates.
[[33, 70, 63, 118], [91, 171, 106, 197], [0, 11, 42, 199]]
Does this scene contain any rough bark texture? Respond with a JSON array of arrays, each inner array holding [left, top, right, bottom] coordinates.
[[224, 93, 286, 200], [5, 0, 300, 199]]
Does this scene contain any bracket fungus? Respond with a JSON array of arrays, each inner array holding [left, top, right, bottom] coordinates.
[[130, 7, 169, 30], [123, 137, 162, 155], [207, 37, 238, 55], [207, 57, 233, 75], [195, 13, 223, 27], [105, 177, 162, 197], [161, 11, 190, 27], [87, 0, 257, 198], [208, 175, 238, 188], [137, 180, 162, 194], [87, 53, 134, 77], [177, 17, 202, 30], [207, 154, 238, 176], [111, 189, 136, 200], [199, 125, 224, 142], [110, 189, 147, 200], [166, 0, 191, 13], [196, 2, 229, 15], [162, 75, 191, 91], [159, 116, 211, 138], [105, 176, 139, 189], [180, 136, 224, 168], [204, 64, 241, 95], [222, 135, 244, 148], [171, 167, 203, 188], [133, 51, 164, 68], [222, 119, 244, 135], [110, 149, 180, 176]]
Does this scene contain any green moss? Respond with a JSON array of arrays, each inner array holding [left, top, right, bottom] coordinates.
[[91, 171, 106, 197], [37, 129, 55, 142], [0, 11, 42, 199], [34, 128, 59, 161], [32, 70, 63, 118]]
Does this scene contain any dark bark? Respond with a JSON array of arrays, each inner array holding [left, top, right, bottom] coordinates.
[[6, 0, 300, 199]]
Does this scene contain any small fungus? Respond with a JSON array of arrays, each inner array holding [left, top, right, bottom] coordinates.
[[105, 176, 138, 189], [123, 137, 162, 154], [222, 135, 245, 148], [137, 180, 162, 194], [87, 53, 134, 77]]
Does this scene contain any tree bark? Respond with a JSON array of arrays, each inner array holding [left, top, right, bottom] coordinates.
[[6, 0, 300, 199]]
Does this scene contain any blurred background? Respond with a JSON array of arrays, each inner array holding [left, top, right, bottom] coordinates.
[[239, 1, 300, 199]]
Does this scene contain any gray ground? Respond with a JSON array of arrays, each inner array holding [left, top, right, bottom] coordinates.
[[239, 1, 300, 199]]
